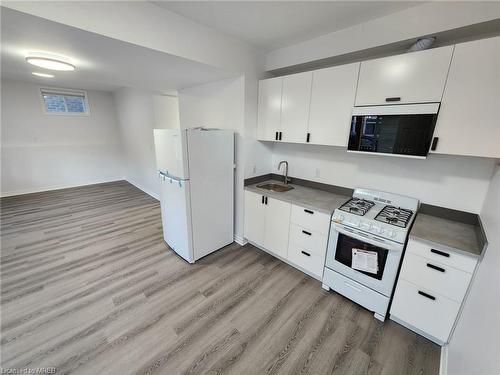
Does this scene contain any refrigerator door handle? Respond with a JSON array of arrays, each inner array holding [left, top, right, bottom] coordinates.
[[164, 173, 186, 187], [158, 170, 171, 181], [160, 174, 185, 187]]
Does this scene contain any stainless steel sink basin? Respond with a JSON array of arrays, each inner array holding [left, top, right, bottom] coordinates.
[[256, 183, 294, 192]]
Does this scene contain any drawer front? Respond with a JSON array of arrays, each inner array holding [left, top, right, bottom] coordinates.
[[288, 243, 325, 278], [323, 267, 390, 316], [290, 204, 331, 235], [407, 238, 477, 273], [289, 223, 328, 257], [390, 279, 460, 343], [399, 252, 472, 303]]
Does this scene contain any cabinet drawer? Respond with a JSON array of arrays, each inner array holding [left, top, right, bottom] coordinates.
[[289, 223, 328, 257], [390, 279, 460, 344], [407, 238, 477, 274], [399, 253, 472, 303], [290, 204, 330, 235], [288, 243, 325, 278]]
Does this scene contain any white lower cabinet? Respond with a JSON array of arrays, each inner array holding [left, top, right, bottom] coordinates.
[[289, 224, 328, 257], [288, 244, 325, 278], [391, 279, 461, 344], [263, 196, 292, 259], [243, 190, 291, 258], [287, 204, 331, 279], [398, 252, 472, 303], [390, 238, 478, 345], [244, 190, 331, 280], [244, 190, 266, 248]]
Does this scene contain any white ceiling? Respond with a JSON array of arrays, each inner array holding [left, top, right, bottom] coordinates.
[[1, 8, 234, 92], [152, 1, 424, 51]]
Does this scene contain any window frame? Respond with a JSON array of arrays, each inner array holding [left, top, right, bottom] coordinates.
[[39, 87, 90, 116]]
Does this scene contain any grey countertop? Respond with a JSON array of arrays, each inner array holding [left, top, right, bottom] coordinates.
[[245, 175, 487, 258], [410, 213, 486, 258], [244, 180, 350, 215]]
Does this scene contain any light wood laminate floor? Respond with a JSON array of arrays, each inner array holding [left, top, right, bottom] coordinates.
[[0, 181, 440, 375]]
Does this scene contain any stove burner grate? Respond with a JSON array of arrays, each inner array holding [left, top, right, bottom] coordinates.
[[374, 205, 413, 228], [338, 197, 375, 216]]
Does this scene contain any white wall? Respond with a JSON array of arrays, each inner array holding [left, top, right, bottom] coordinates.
[[265, 2, 500, 70], [447, 164, 500, 375], [1, 80, 123, 196], [271, 143, 496, 213], [112, 88, 180, 199], [153, 95, 180, 130], [178, 76, 272, 243]]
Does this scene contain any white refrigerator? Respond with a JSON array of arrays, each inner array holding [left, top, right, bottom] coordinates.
[[153, 128, 234, 263]]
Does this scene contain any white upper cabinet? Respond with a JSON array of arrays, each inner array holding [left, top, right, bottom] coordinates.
[[280, 72, 313, 143], [257, 77, 283, 141], [355, 46, 454, 106], [308, 63, 360, 147], [431, 36, 500, 158]]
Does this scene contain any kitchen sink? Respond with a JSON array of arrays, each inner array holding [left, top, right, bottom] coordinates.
[[256, 183, 294, 192]]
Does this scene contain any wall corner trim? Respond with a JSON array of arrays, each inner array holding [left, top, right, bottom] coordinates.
[[234, 235, 247, 246], [439, 345, 448, 375]]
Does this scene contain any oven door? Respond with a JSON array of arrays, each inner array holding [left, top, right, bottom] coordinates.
[[325, 223, 403, 297]]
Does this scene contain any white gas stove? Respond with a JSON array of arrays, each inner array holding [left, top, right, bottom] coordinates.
[[323, 188, 419, 321], [332, 188, 419, 245]]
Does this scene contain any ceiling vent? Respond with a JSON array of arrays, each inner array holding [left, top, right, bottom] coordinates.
[[407, 37, 436, 52]]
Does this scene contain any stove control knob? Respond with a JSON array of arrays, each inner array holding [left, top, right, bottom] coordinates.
[[339, 214, 345, 221], [378, 227, 385, 234], [387, 230, 397, 238]]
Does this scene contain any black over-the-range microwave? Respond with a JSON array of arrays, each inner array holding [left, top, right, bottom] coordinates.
[[347, 103, 440, 158]]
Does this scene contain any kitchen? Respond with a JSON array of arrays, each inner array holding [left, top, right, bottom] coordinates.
[[1, 2, 499, 375]]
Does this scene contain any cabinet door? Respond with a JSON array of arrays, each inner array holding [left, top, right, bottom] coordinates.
[[257, 77, 282, 141], [263, 197, 291, 258], [244, 191, 266, 247], [391, 279, 460, 345], [280, 72, 313, 143], [308, 63, 360, 146], [356, 46, 453, 106], [431, 37, 500, 158]]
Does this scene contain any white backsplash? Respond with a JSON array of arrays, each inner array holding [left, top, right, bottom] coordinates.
[[271, 143, 496, 213]]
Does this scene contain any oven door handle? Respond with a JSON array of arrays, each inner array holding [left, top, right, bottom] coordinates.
[[332, 224, 401, 252]]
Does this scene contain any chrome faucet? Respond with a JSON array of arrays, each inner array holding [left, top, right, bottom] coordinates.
[[278, 160, 291, 185]]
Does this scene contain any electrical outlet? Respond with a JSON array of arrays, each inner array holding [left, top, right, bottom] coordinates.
[[315, 168, 321, 178], [252, 165, 257, 174]]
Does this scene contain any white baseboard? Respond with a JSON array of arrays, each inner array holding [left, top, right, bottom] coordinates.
[[125, 179, 159, 200], [440, 345, 448, 375], [234, 235, 247, 246], [0, 178, 124, 198], [0, 179, 162, 201]]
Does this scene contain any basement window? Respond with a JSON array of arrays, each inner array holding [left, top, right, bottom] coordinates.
[[40, 88, 89, 115]]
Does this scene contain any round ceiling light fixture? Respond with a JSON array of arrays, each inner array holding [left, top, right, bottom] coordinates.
[[32, 72, 55, 78], [26, 52, 75, 71]]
